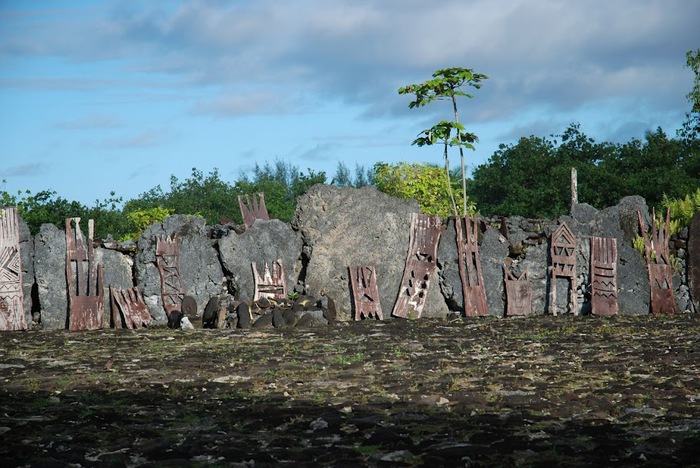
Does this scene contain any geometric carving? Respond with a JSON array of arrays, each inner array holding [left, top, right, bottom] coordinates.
[[156, 235, 186, 324], [456, 214, 489, 317], [252, 259, 287, 302], [638, 209, 676, 314], [349, 265, 382, 320], [238, 192, 270, 228], [504, 266, 531, 317], [110, 286, 152, 329], [65, 218, 104, 331], [548, 222, 577, 315], [392, 213, 444, 319], [590, 236, 618, 316], [0, 207, 27, 331]]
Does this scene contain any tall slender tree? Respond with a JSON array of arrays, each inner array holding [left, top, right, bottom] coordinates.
[[398, 67, 488, 217]]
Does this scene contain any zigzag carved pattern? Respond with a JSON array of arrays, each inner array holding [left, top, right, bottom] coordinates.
[[0, 246, 20, 283]]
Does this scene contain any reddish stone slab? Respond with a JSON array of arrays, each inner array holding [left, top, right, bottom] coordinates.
[[0, 207, 26, 331], [238, 192, 270, 228], [590, 237, 619, 317], [65, 218, 104, 331], [392, 213, 444, 319], [504, 266, 532, 317], [457, 214, 489, 317], [349, 265, 382, 320]]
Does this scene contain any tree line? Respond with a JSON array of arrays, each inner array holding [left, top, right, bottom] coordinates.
[[3, 50, 698, 239], [2, 118, 696, 241]]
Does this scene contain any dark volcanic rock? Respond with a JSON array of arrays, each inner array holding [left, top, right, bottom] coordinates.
[[688, 212, 700, 313], [218, 219, 302, 303], [292, 185, 448, 320], [33, 223, 67, 329], [135, 215, 226, 325]]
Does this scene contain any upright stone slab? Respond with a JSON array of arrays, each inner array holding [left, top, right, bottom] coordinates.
[[456, 215, 489, 317], [19, 218, 33, 325], [34, 223, 68, 329], [0, 207, 26, 330], [638, 209, 675, 314], [392, 213, 444, 319], [686, 212, 699, 313], [549, 222, 577, 315], [590, 237, 619, 316], [65, 218, 104, 331]]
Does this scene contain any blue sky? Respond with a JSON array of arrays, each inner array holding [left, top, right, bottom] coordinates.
[[1, 0, 698, 206]]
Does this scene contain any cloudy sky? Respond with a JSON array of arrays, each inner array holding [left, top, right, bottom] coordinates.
[[1, 0, 698, 206]]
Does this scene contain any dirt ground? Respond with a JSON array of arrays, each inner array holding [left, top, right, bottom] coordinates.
[[1, 314, 700, 467]]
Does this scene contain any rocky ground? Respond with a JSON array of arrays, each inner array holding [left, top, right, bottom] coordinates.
[[1, 314, 700, 467]]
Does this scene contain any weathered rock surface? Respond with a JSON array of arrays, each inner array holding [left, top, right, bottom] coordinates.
[[218, 219, 302, 303], [688, 212, 700, 313], [33, 223, 67, 329], [95, 247, 134, 326], [19, 219, 34, 326], [292, 185, 448, 320], [10, 189, 695, 326], [135, 215, 226, 325]]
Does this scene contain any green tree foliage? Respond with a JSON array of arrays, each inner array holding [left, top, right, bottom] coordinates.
[[235, 158, 326, 222], [468, 123, 699, 218], [122, 207, 175, 241], [0, 183, 128, 239], [331, 162, 374, 188], [373, 162, 474, 218], [124, 168, 241, 226], [662, 188, 700, 231], [399, 67, 488, 216], [678, 49, 700, 180]]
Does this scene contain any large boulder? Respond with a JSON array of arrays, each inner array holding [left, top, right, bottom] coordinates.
[[33, 223, 67, 329], [96, 247, 134, 326], [293, 185, 447, 320], [218, 219, 303, 302], [135, 215, 226, 325]]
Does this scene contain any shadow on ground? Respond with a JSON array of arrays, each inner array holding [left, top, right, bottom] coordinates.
[[1, 315, 699, 466]]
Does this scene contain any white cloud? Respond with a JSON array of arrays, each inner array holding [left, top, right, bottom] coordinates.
[[53, 113, 121, 130]]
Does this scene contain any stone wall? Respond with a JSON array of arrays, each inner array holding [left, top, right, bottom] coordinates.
[[6, 186, 696, 329]]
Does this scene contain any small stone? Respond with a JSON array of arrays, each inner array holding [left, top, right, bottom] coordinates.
[[309, 418, 328, 431], [180, 316, 195, 330], [252, 313, 273, 328], [272, 309, 285, 328], [237, 303, 251, 329]]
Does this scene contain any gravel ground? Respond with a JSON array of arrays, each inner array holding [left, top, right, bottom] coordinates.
[[1, 314, 700, 467]]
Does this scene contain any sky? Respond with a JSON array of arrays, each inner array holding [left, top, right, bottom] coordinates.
[[1, 0, 698, 207]]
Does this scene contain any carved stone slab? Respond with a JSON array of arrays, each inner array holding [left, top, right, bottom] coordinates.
[[66, 218, 104, 331], [238, 192, 270, 228], [392, 213, 444, 319], [110, 286, 152, 329], [548, 222, 577, 315], [590, 237, 618, 316], [156, 235, 186, 323], [504, 266, 531, 317], [457, 215, 489, 317], [252, 259, 287, 302], [0, 207, 26, 331], [638, 209, 676, 314], [349, 265, 382, 320]]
